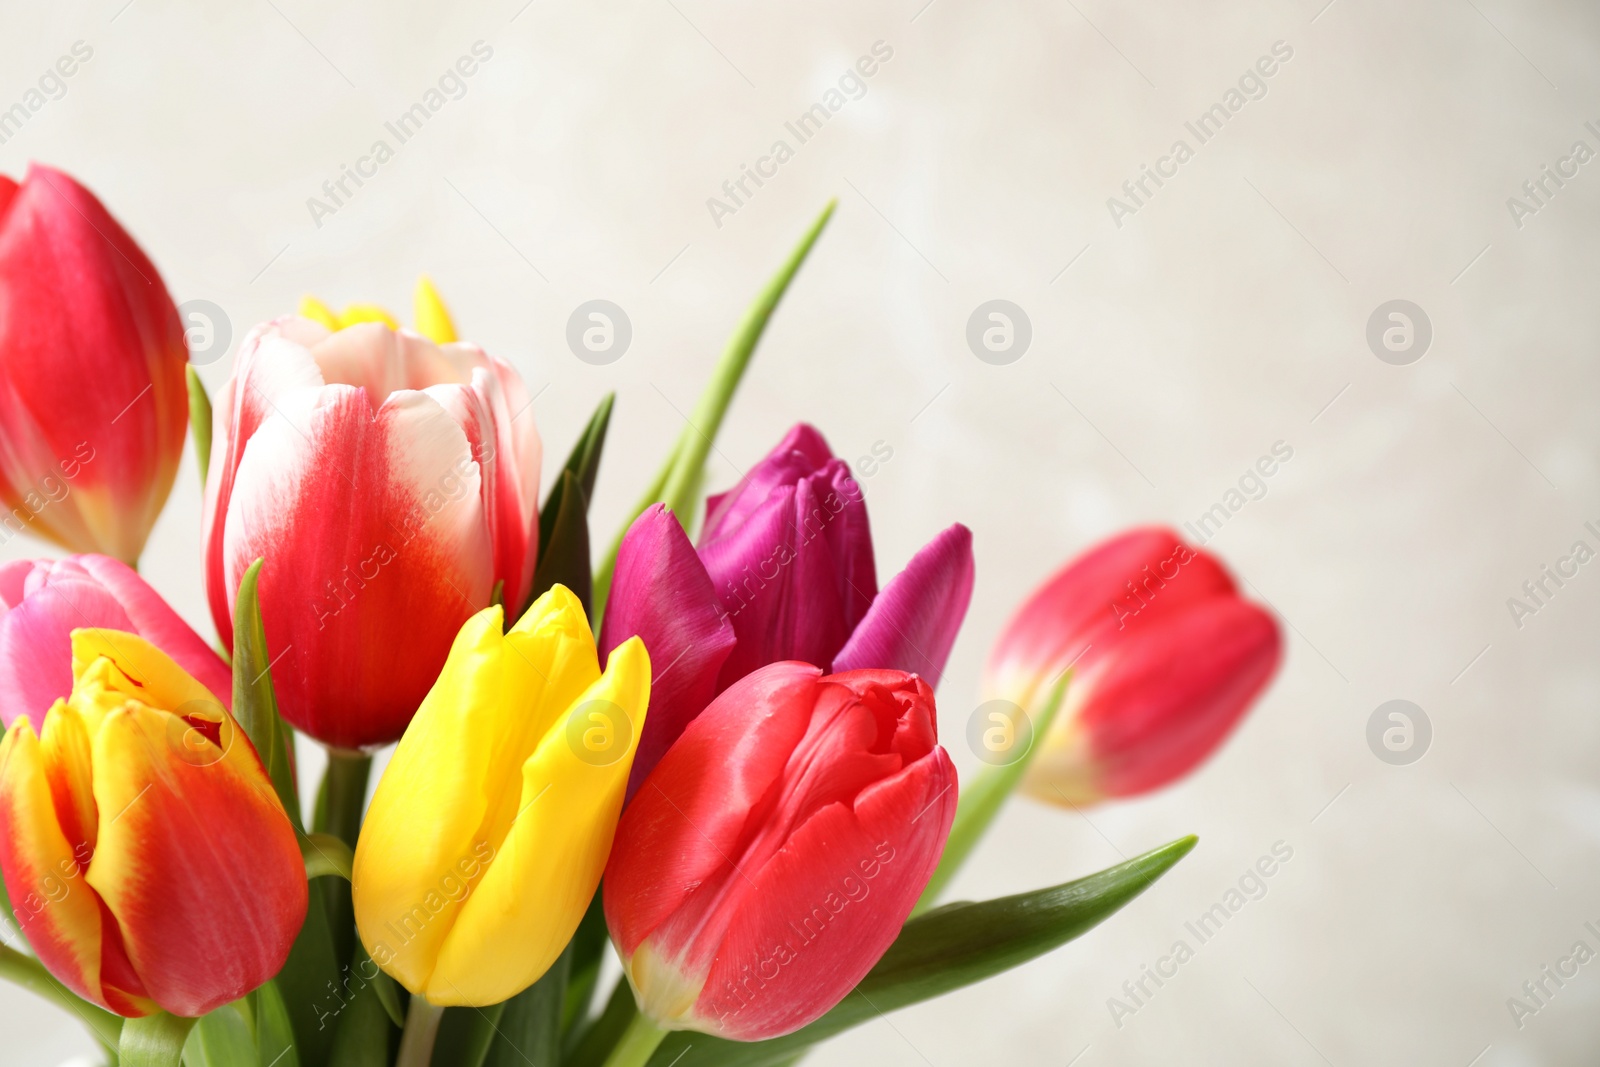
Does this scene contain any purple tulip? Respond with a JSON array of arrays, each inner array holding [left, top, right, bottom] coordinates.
[[600, 424, 974, 796], [0, 554, 232, 727]]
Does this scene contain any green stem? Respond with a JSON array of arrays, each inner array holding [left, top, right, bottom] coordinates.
[[314, 747, 371, 974], [599, 1011, 667, 1067], [187, 365, 213, 492], [0, 944, 122, 1050], [913, 674, 1070, 915], [396, 994, 447, 1067]]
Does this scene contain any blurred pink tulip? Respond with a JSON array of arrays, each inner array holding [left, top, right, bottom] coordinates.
[[0, 164, 188, 564]]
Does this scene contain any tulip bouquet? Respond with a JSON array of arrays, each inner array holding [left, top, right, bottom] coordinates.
[[0, 166, 1283, 1067]]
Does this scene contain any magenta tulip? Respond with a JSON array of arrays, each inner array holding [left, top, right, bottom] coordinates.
[[599, 425, 973, 794]]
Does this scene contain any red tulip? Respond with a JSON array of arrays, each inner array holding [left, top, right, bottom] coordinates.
[[987, 526, 1282, 805], [0, 164, 188, 564], [0, 629, 305, 1017], [604, 663, 957, 1040], [202, 316, 540, 748], [0, 554, 230, 728]]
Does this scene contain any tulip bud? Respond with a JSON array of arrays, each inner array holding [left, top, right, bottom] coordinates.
[[987, 526, 1282, 805], [353, 586, 650, 1006], [202, 315, 540, 748], [0, 554, 230, 728], [0, 165, 188, 564], [600, 426, 974, 792], [605, 663, 957, 1040], [0, 629, 306, 1017]]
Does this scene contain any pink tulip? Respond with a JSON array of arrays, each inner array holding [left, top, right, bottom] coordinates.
[[0, 165, 188, 565], [0, 554, 230, 728], [605, 663, 956, 1040], [202, 317, 539, 749], [988, 526, 1282, 805], [599, 425, 973, 795]]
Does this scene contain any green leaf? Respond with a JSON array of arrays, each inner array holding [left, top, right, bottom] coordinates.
[[231, 559, 301, 829], [300, 832, 355, 882], [372, 968, 405, 1030], [529, 470, 592, 616], [183, 1002, 254, 1067], [434, 1002, 505, 1067], [254, 981, 300, 1067], [488, 942, 570, 1067], [326, 950, 397, 1067], [560, 890, 609, 1043], [647, 836, 1198, 1067], [187, 365, 213, 492], [539, 392, 614, 566], [593, 200, 835, 618], [120, 1013, 197, 1066], [914, 673, 1070, 913], [565, 978, 637, 1067]]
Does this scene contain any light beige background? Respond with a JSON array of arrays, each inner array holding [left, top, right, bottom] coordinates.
[[2, 0, 1598, 1063]]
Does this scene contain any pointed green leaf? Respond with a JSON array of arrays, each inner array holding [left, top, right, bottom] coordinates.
[[594, 201, 835, 618], [255, 980, 300, 1067], [0, 943, 122, 1050], [564, 977, 638, 1067], [539, 392, 614, 564], [231, 559, 300, 830], [326, 950, 397, 1067], [560, 890, 609, 1042], [489, 943, 570, 1067], [915, 673, 1070, 913], [648, 836, 1198, 1067], [529, 470, 592, 616], [188, 365, 213, 492], [119, 1012, 196, 1066]]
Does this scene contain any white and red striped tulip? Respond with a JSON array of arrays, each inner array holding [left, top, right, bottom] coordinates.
[[202, 316, 539, 749]]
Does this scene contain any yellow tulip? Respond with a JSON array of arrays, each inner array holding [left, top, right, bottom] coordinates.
[[296, 274, 458, 344], [352, 585, 650, 1006]]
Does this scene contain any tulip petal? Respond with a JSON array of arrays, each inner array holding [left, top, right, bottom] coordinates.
[[833, 524, 974, 688], [429, 637, 650, 1005], [221, 384, 494, 747], [0, 716, 135, 1013], [690, 747, 957, 1039], [1049, 598, 1283, 801], [986, 526, 1236, 708], [414, 276, 458, 344], [354, 589, 601, 996], [87, 697, 306, 1017], [606, 662, 822, 967], [701, 424, 836, 543], [0, 579, 131, 727], [0, 165, 188, 564], [598, 505, 735, 800]]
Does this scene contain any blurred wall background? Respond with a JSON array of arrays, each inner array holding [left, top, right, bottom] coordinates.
[[3, 0, 1599, 1063]]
